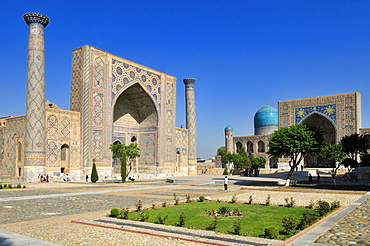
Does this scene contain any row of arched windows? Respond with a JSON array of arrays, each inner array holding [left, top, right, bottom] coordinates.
[[236, 140, 266, 153]]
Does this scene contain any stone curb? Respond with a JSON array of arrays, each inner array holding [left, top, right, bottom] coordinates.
[[71, 220, 231, 246]]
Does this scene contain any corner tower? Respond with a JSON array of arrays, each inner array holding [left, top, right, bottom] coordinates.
[[183, 78, 197, 163], [23, 13, 50, 180]]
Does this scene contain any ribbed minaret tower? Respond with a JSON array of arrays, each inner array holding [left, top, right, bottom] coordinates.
[[183, 78, 197, 164], [23, 13, 50, 181]]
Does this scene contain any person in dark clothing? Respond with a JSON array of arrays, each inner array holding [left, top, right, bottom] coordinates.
[[308, 174, 313, 184]]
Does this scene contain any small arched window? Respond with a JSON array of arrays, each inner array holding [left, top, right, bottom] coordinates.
[[61, 144, 69, 161], [258, 140, 265, 152], [17, 142, 22, 162], [247, 141, 254, 153], [236, 142, 242, 153]]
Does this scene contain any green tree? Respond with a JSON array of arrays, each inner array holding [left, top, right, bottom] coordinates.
[[340, 133, 362, 162], [319, 143, 347, 185], [267, 124, 323, 186], [238, 147, 252, 169], [217, 146, 226, 156], [110, 143, 140, 182], [251, 156, 266, 169], [90, 158, 99, 183], [224, 152, 243, 167]]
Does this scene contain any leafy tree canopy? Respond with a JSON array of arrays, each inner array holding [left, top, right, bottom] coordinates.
[[238, 147, 252, 169], [217, 146, 226, 156], [267, 124, 324, 186], [320, 143, 347, 180], [110, 143, 140, 182], [251, 156, 266, 169]]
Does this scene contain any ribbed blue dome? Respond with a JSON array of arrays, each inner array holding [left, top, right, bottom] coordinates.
[[254, 105, 278, 126], [225, 125, 233, 131]]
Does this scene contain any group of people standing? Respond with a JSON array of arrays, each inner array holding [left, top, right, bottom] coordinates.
[[38, 174, 49, 183], [239, 168, 260, 176]]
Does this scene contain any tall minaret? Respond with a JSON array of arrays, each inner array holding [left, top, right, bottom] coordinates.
[[225, 125, 234, 154], [183, 78, 197, 163], [23, 13, 50, 181]]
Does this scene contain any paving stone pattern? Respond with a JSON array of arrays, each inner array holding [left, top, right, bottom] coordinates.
[[315, 197, 370, 245], [0, 179, 368, 246]]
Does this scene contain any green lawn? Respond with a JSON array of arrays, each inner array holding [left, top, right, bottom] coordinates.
[[125, 201, 310, 238]]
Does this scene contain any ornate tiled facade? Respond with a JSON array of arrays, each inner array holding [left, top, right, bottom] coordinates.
[[279, 92, 361, 143], [68, 45, 191, 177], [0, 13, 196, 182], [228, 92, 367, 168]]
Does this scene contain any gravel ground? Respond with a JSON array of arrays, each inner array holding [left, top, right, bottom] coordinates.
[[214, 190, 363, 207]]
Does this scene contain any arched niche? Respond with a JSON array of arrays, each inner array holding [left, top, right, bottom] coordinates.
[[113, 82, 158, 168], [301, 113, 336, 144], [301, 113, 336, 167]]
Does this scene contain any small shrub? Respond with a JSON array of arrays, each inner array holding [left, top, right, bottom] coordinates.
[[248, 195, 253, 205], [282, 216, 298, 236], [178, 212, 186, 227], [16, 184, 22, 188], [230, 194, 237, 204], [119, 207, 129, 219], [23, 185, 26, 188], [265, 194, 271, 206], [139, 211, 150, 222], [8, 184, 12, 188], [0, 184, 2, 189], [330, 201, 340, 210], [216, 199, 221, 203], [151, 204, 156, 209], [136, 200, 142, 212], [156, 214, 168, 224], [206, 216, 218, 231], [316, 200, 330, 216], [264, 226, 279, 239], [308, 200, 315, 209], [298, 210, 319, 230], [3, 184, 7, 188], [218, 206, 232, 216], [223, 167, 228, 175], [198, 196, 205, 202], [232, 219, 242, 235], [162, 201, 167, 207], [285, 197, 295, 207], [110, 208, 120, 217], [173, 193, 179, 205], [186, 194, 191, 203]]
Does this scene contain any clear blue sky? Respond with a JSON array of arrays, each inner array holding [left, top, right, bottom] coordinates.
[[1, 1, 369, 159]]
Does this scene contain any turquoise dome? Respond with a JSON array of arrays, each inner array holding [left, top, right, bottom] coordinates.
[[225, 125, 233, 131], [254, 105, 278, 126]]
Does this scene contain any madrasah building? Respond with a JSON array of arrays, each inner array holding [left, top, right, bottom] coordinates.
[[0, 13, 198, 182], [224, 92, 370, 169]]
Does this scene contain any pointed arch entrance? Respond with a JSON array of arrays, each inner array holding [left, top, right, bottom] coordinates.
[[113, 82, 158, 173], [301, 113, 336, 167]]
